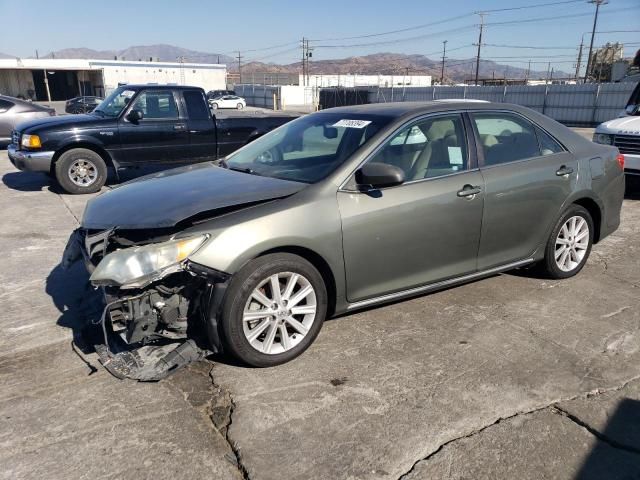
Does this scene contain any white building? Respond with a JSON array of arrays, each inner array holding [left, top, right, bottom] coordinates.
[[0, 58, 227, 101], [306, 74, 432, 88]]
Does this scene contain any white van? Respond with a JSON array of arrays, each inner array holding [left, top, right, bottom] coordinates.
[[593, 81, 640, 176]]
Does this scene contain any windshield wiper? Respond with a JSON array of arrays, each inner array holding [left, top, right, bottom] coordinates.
[[228, 166, 260, 176]]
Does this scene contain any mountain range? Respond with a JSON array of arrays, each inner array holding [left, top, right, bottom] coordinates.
[[3, 44, 570, 82]]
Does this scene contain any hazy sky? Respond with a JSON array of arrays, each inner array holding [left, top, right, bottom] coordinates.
[[1, 0, 638, 72]]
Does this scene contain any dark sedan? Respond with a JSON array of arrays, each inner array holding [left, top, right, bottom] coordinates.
[[66, 101, 624, 377], [0, 95, 55, 144], [65, 96, 104, 114]]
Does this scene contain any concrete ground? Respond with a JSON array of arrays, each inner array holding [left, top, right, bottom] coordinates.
[[1, 136, 640, 479]]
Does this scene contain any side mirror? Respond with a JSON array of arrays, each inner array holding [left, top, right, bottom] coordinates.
[[126, 109, 143, 123], [355, 162, 405, 190], [625, 104, 639, 116]]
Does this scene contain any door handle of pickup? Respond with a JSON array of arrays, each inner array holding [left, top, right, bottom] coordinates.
[[556, 165, 574, 176], [457, 185, 482, 198]]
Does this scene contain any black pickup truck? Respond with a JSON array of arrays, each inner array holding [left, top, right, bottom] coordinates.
[[8, 85, 298, 193]]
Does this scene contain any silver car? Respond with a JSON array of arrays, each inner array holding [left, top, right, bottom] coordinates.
[[65, 101, 625, 377], [0, 95, 55, 144]]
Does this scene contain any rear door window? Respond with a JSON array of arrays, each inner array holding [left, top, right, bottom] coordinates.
[[535, 126, 564, 155], [472, 112, 541, 166], [183, 90, 211, 120]]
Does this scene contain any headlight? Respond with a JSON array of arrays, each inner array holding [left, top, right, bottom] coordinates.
[[593, 133, 613, 145], [90, 235, 207, 288], [21, 134, 41, 148]]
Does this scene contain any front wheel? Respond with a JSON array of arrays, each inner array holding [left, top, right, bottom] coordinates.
[[54, 148, 107, 194], [220, 253, 327, 367], [539, 205, 594, 279], [211, 103, 219, 110], [236, 103, 244, 110]]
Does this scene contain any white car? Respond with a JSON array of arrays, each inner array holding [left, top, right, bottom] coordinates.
[[209, 95, 246, 110], [593, 81, 640, 176]]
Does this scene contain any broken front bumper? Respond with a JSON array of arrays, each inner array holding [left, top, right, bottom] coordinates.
[[62, 229, 231, 381]]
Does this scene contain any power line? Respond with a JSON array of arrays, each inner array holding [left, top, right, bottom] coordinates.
[[309, 13, 473, 42], [485, 6, 635, 27], [481, 0, 584, 12], [483, 43, 576, 50]]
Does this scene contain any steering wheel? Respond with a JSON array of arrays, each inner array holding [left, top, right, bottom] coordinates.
[[254, 146, 283, 166]]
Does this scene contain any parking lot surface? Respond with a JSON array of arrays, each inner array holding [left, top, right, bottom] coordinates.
[[1, 142, 640, 479]]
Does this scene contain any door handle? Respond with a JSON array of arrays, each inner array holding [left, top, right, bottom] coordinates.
[[174, 124, 186, 131], [457, 184, 482, 198], [556, 165, 574, 176]]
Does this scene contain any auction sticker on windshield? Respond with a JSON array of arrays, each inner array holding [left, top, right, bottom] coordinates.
[[332, 119, 372, 129]]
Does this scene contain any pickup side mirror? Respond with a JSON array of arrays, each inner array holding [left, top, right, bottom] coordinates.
[[126, 109, 144, 123], [625, 104, 639, 116], [355, 162, 405, 190]]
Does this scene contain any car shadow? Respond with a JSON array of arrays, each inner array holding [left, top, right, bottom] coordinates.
[[46, 260, 104, 354], [573, 398, 640, 479]]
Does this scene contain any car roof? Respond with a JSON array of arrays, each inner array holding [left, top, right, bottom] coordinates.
[[0, 94, 50, 110], [120, 84, 205, 90], [320, 101, 544, 121]]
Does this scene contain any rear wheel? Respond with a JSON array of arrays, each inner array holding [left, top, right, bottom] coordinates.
[[55, 148, 107, 194], [539, 205, 594, 279], [236, 103, 244, 110], [220, 253, 327, 367], [211, 103, 219, 110]]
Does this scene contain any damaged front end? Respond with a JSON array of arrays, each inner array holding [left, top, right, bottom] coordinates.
[[63, 227, 229, 381]]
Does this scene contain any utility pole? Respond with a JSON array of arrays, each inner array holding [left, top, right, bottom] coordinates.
[[306, 39, 313, 87], [440, 40, 447, 85], [35, 49, 39, 59], [526, 59, 531, 81], [236, 51, 243, 84], [575, 34, 584, 81], [301, 38, 306, 86], [545, 62, 551, 84], [584, 0, 607, 83], [473, 12, 486, 86]]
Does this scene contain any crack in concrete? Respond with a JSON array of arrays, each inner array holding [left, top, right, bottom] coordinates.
[[56, 192, 80, 225], [208, 367, 251, 480], [551, 405, 640, 456], [397, 375, 640, 479]]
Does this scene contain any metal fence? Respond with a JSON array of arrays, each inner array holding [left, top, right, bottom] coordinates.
[[234, 84, 279, 109], [350, 83, 636, 126]]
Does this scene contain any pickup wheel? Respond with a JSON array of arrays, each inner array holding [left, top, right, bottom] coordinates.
[[55, 148, 107, 194]]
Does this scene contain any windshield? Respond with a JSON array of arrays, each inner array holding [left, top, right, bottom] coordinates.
[[94, 87, 137, 117], [225, 112, 392, 183]]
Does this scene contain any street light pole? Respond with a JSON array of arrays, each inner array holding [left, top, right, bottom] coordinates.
[[474, 12, 486, 86], [584, 0, 608, 83]]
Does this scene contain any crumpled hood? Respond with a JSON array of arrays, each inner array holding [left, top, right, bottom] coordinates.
[[82, 162, 306, 229], [597, 115, 640, 134], [17, 113, 109, 133]]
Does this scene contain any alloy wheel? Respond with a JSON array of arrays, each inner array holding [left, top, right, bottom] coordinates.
[[554, 215, 590, 272], [68, 158, 98, 187], [242, 272, 317, 355]]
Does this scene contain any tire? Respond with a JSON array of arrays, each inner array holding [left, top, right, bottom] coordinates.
[[236, 103, 244, 110], [539, 204, 594, 279], [220, 253, 327, 367], [211, 103, 219, 110], [54, 148, 107, 194]]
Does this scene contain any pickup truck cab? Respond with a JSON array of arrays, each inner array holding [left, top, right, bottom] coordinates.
[[8, 85, 297, 193], [593, 81, 640, 177]]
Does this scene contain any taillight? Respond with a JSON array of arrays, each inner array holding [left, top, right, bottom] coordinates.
[[617, 153, 625, 170]]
